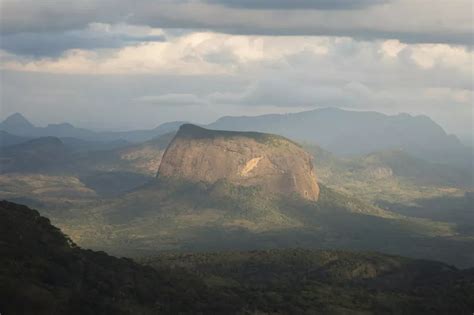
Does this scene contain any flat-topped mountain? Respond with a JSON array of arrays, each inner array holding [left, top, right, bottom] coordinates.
[[157, 124, 319, 201]]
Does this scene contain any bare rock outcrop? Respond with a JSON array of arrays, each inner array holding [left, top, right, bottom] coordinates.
[[157, 124, 319, 201]]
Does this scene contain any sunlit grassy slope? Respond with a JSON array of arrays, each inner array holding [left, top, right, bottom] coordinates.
[[46, 178, 473, 267], [0, 133, 472, 267]]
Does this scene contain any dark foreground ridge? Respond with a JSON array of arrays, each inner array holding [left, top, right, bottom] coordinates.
[[0, 201, 236, 314], [1, 200, 473, 314]]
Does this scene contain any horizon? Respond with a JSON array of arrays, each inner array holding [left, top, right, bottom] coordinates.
[[3, 106, 473, 147], [0, 106, 466, 136]]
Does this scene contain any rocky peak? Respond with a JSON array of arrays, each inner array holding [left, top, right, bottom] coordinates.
[[0, 113, 35, 132], [157, 124, 319, 201]]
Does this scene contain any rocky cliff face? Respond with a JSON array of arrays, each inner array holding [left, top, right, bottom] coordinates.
[[157, 124, 319, 201]]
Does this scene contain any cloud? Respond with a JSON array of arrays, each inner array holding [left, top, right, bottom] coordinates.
[[203, 0, 388, 10], [1, 25, 472, 136], [3, 33, 470, 88], [137, 93, 210, 106], [1, 32, 230, 74], [0, 0, 472, 46], [208, 78, 356, 108], [3, 62, 470, 135], [2, 32, 308, 74], [1, 23, 166, 57]]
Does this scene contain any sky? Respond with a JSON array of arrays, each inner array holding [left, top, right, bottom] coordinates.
[[0, 0, 472, 139]]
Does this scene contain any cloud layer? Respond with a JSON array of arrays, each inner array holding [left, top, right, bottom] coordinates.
[[203, 0, 388, 10], [1, 23, 165, 57], [0, 0, 472, 139], [1, 0, 472, 45], [1, 31, 471, 135]]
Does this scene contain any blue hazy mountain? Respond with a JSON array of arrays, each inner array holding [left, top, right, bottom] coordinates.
[[208, 108, 471, 167], [0, 113, 184, 142], [0, 130, 31, 147], [1, 109, 470, 168]]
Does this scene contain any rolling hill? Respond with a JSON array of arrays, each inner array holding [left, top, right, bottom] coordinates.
[[0, 124, 472, 268], [0, 125, 472, 267], [0, 130, 31, 147], [0, 132, 174, 197], [0, 137, 69, 173], [306, 144, 473, 203], [49, 177, 474, 268]]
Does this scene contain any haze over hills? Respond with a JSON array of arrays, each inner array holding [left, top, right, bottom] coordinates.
[[1, 108, 470, 167], [0, 113, 473, 267], [0, 137, 69, 174], [0, 113, 36, 135], [1, 125, 470, 267], [208, 108, 471, 168], [0, 131, 31, 148], [0, 113, 184, 143], [0, 132, 176, 198], [307, 145, 473, 193], [0, 136, 130, 175], [1, 113, 474, 314]]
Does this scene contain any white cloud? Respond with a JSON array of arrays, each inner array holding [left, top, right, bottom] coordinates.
[[2, 32, 471, 77], [1, 29, 472, 136]]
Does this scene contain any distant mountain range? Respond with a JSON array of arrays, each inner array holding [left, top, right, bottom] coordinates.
[[208, 108, 472, 167], [1, 109, 470, 168], [1, 108, 473, 315], [0, 116, 473, 268], [0, 113, 184, 142]]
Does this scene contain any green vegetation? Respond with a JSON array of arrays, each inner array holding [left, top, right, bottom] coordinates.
[[0, 129, 472, 269], [23, 177, 470, 267], [0, 201, 242, 314], [1, 122, 474, 313], [305, 143, 472, 206], [378, 192, 474, 236], [2, 201, 473, 314], [178, 123, 301, 147], [145, 249, 474, 314]]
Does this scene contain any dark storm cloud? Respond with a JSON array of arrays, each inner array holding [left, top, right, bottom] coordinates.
[[1, 30, 165, 57], [0, 0, 472, 46], [0, 0, 125, 35], [204, 0, 388, 10]]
